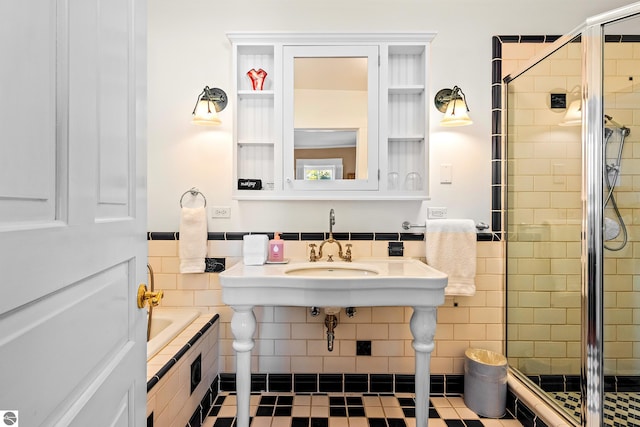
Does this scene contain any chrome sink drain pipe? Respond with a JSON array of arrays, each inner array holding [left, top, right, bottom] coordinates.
[[325, 314, 338, 352]]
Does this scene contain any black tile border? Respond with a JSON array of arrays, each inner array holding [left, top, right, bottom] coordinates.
[[217, 373, 466, 396], [530, 374, 640, 393], [147, 313, 220, 393], [148, 231, 498, 242], [492, 34, 563, 241], [522, 377, 640, 424], [186, 375, 220, 427]]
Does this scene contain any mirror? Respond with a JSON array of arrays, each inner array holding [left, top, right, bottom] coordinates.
[[283, 45, 379, 191], [293, 57, 367, 180], [294, 129, 358, 180]]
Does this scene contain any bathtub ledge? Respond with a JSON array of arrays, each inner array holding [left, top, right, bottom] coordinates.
[[507, 372, 574, 427], [146, 312, 219, 391]]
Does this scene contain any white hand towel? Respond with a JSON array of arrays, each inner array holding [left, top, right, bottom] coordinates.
[[179, 207, 207, 273], [425, 219, 477, 296]]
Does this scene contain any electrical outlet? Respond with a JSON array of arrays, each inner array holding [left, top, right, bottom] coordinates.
[[211, 206, 231, 218], [428, 207, 447, 219]]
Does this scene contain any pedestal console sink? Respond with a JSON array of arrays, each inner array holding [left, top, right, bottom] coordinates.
[[220, 258, 447, 427]]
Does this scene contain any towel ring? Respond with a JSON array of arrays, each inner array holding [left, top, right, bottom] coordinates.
[[180, 187, 207, 208]]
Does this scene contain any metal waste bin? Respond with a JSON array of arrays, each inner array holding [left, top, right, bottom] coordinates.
[[463, 348, 508, 418]]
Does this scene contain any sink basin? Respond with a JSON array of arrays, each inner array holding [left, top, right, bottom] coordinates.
[[220, 258, 447, 308], [285, 263, 379, 277]]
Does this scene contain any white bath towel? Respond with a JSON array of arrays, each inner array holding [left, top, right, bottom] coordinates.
[[425, 219, 477, 296], [179, 207, 208, 273]]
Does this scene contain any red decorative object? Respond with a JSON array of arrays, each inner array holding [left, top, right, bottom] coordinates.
[[247, 68, 268, 90]]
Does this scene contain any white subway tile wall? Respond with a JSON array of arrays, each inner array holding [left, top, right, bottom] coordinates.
[[148, 239, 504, 375]]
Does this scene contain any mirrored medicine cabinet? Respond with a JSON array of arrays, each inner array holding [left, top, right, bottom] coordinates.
[[227, 32, 436, 200]]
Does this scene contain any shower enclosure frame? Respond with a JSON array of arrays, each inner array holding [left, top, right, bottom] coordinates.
[[503, 2, 640, 426]]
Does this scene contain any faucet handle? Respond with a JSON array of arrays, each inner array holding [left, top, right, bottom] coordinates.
[[344, 244, 352, 262], [309, 243, 318, 262]]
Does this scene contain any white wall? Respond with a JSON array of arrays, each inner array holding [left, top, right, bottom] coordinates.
[[147, 0, 634, 232]]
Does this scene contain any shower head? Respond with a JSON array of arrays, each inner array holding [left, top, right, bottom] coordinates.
[[605, 114, 631, 137]]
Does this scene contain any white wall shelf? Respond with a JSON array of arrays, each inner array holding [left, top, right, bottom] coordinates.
[[238, 90, 275, 97], [388, 86, 425, 95]]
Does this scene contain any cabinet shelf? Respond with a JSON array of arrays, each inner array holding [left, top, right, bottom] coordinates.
[[238, 139, 275, 145], [238, 90, 275, 98], [388, 85, 425, 95], [388, 135, 425, 141]]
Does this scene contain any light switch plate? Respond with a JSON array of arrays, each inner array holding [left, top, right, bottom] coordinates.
[[440, 164, 452, 184]]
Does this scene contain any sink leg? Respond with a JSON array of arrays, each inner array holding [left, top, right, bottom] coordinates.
[[410, 306, 437, 427], [231, 305, 256, 427]]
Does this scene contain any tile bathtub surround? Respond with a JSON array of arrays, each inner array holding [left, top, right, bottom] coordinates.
[[147, 313, 220, 389], [146, 313, 220, 426], [148, 232, 505, 376]]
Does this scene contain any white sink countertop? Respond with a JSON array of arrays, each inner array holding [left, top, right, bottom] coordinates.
[[219, 257, 448, 307]]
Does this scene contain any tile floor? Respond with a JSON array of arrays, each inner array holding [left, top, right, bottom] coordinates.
[[550, 391, 640, 426], [201, 393, 523, 427]]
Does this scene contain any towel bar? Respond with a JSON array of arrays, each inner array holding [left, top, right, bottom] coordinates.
[[401, 221, 490, 231], [402, 221, 425, 230]]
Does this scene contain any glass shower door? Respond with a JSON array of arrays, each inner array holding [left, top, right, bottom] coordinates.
[[505, 34, 584, 424], [602, 13, 640, 421]]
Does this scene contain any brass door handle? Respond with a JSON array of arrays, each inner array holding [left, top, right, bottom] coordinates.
[[137, 284, 164, 309]]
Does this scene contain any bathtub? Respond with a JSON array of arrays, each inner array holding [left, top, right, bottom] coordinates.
[[147, 308, 200, 360], [146, 308, 220, 427]]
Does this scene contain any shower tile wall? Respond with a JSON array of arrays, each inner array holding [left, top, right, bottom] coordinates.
[[505, 38, 583, 375], [503, 38, 640, 376], [148, 237, 504, 375], [602, 39, 640, 376]]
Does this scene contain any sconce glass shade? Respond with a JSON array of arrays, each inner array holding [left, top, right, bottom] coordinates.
[[440, 97, 473, 127], [435, 86, 473, 127], [192, 99, 222, 125], [192, 86, 227, 126], [559, 99, 582, 126]]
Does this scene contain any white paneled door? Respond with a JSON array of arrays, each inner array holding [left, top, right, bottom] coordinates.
[[0, 1, 147, 426]]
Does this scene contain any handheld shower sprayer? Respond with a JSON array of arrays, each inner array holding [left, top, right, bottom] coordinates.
[[603, 118, 630, 251]]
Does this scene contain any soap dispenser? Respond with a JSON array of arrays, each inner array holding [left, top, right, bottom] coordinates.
[[268, 233, 284, 262]]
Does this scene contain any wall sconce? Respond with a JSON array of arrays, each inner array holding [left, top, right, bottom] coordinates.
[[559, 99, 581, 126], [192, 86, 228, 126], [434, 86, 473, 127]]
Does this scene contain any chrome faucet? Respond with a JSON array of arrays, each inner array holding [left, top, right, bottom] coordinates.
[[329, 208, 335, 234], [309, 208, 352, 262]]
